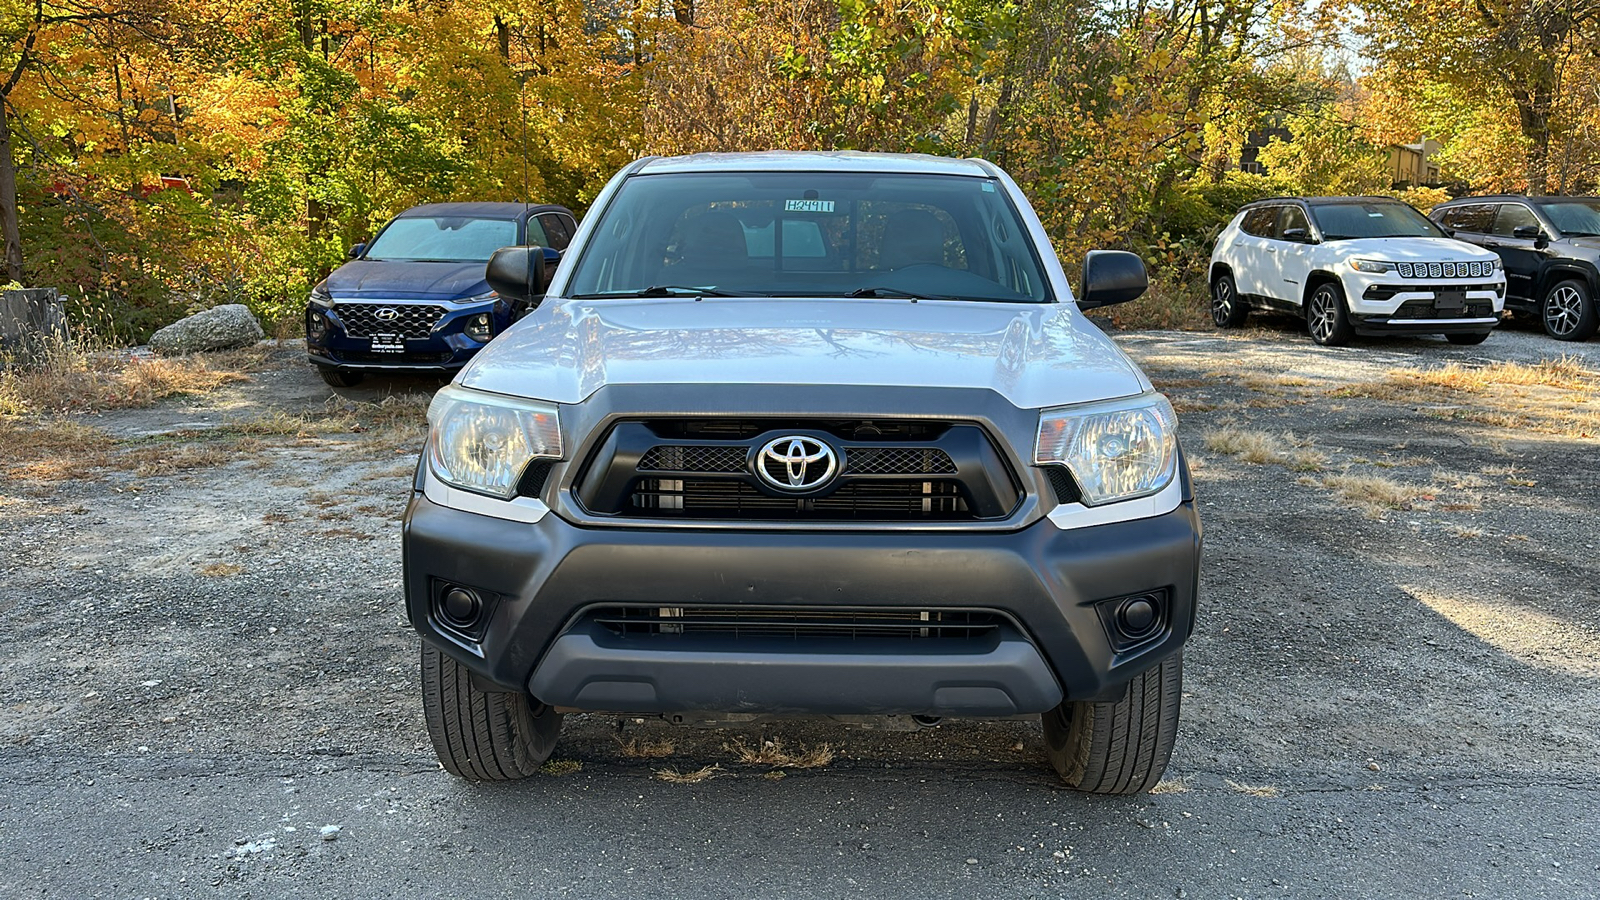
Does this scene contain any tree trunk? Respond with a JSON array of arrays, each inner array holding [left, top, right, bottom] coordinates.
[[0, 102, 23, 284], [1514, 86, 1552, 194], [674, 0, 694, 26]]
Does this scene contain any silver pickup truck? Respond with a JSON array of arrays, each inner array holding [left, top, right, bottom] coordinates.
[[403, 151, 1201, 794]]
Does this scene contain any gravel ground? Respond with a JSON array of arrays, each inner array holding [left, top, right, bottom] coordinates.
[[1, 320, 1597, 899]]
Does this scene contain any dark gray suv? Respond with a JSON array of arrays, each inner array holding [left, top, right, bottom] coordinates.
[[1430, 196, 1600, 341]]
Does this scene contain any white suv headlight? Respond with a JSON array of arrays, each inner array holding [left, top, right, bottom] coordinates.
[[1035, 393, 1178, 506], [427, 385, 562, 499], [1349, 259, 1395, 273]]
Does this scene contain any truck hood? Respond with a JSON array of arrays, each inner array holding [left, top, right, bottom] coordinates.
[[322, 260, 490, 299], [458, 297, 1150, 409], [1329, 237, 1497, 261]]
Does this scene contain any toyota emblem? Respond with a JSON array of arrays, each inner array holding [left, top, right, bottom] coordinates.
[[374, 307, 400, 321], [756, 436, 838, 491]]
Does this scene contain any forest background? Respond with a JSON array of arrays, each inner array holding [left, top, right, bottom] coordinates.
[[5, 0, 1599, 338]]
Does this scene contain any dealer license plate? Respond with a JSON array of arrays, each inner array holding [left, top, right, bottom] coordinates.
[[370, 334, 405, 354]]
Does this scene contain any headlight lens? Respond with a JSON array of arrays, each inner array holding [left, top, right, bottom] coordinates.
[[427, 385, 562, 499], [1349, 259, 1395, 274], [464, 313, 493, 342], [1035, 393, 1178, 506]]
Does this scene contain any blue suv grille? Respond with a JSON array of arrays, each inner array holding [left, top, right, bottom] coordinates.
[[336, 303, 447, 338]]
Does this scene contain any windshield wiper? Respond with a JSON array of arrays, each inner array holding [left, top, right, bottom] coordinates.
[[847, 287, 961, 302], [568, 285, 749, 299]]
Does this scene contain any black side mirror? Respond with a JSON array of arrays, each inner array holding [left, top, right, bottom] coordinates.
[[1078, 250, 1148, 310], [1282, 227, 1311, 243], [1512, 224, 1547, 242], [348, 242, 366, 260], [486, 245, 548, 304]]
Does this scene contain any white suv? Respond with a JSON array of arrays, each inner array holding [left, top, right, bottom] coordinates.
[[1209, 196, 1506, 346]]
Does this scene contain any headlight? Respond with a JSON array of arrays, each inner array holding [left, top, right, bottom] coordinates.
[[427, 385, 562, 499], [1349, 259, 1395, 274], [1035, 393, 1178, 506], [1491, 257, 1504, 270], [310, 284, 333, 307]]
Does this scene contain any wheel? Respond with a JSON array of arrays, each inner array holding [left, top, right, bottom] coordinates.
[[1305, 282, 1353, 346], [1210, 272, 1249, 328], [1445, 331, 1491, 346], [1042, 653, 1182, 794], [317, 366, 364, 388], [1541, 279, 1599, 341], [421, 642, 562, 780]]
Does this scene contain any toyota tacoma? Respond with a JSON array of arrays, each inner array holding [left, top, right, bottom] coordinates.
[[403, 152, 1202, 793]]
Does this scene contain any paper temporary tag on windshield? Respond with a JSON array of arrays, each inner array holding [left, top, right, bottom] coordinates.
[[785, 199, 835, 213]]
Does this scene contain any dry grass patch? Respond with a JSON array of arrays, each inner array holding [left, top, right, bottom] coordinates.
[[1224, 779, 1282, 799], [540, 759, 582, 776], [1334, 357, 1599, 439], [1395, 357, 1596, 393], [1149, 777, 1191, 795], [197, 562, 244, 577], [723, 737, 835, 769], [0, 418, 112, 481], [1203, 426, 1327, 471], [616, 736, 677, 759], [654, 764, 722, 784], [1317, 473, 1430, 518], [1, 344, 250, 416]]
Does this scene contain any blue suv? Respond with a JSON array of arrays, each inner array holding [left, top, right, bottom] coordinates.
[[306, 202, 576, 387]]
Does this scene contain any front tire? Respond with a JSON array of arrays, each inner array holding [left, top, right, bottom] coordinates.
[[317, 366, 365, 388], [1210, 273, 1249, 328], [421, 642, 562, 780], [1042, 654, 1182, 794], [1305, 282, 1353, 346], [1541, 279, 1599, 341]]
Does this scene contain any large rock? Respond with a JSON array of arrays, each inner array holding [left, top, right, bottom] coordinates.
[[1, 287, 69, 362], [148, 304, 264, 355]]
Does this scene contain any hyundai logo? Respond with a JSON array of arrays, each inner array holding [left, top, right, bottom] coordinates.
[[756, 436, 838, 492], [374, 307, 400, 321]]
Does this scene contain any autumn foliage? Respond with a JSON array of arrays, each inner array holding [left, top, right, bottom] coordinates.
[[2, 0, 1594, 337]]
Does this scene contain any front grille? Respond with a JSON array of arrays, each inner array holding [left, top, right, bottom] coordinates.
[[637, 443, 958, 476], [329, 350, 454, 364], [335, 303, 447, 338], [1389, 297, 1496, 319], [1395, 261, 1494, 279], [573, 419, 1021, 522], [1363, 284, 1500, 307], [630, 478, 969, 519], [638, 445, 749, 473], [591, 606, 1002, 641], [845, 447, 956, 475]]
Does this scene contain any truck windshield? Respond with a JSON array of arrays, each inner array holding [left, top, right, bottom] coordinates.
[[1541, 200, 1600, 237], [1312, 202, 1444, 240], [563, 172, 1053, 302], [365, 216, 519, 262]]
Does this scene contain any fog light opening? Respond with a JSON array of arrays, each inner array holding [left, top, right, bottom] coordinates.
[[1116, 596, 1159, 639], [440, 586, 482, 628], [465, 313, 493, 343]]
